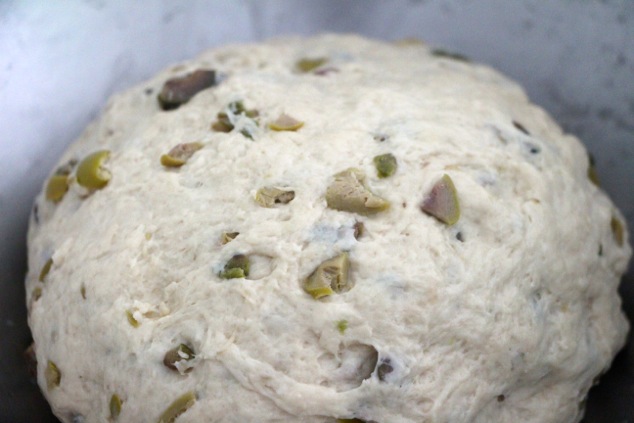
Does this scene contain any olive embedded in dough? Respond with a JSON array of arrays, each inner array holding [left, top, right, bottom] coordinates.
[[45, 360, 61, 390], [303, 252, 351, 299], [110, 394, 122, 420], [126, 310, 140, 328], [160, 142, 203, 168], [163, 344, 196, 373], [45, 174, 70, 202], [353, 221, 365, 239], [157, 391, 197, 423], [268, 114, 304, 131], [326, 168, 390, 215], [39, 258, 53, 282], [295, 57, 328, 73], [220, 232, 240, 244], [336, 319, 348, 334], [220, 254, 250, 279], [373, 153, 397, 178], [158, 69, 217, 110], [611, 216, 624, 247], [255, 187, 295, 207], [420, 174, 460, 225], [76, 150, 111, 190]]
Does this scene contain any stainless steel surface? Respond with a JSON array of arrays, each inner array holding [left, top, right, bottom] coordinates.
[[1, 1, 633, 421]]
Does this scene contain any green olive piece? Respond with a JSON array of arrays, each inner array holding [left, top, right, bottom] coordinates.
[[336, 320, 348, 334], [268, 114, 304, 131], [220, 232, 239, 244], [31, 287, 42, 302], [76, 150, 111, 190], [296, 57, 328, 73], [45, 360, 61, 390], [211, 102, 259, 134], [373, 153, 397, 178], [611, 216, 624, 247], [160, 142, 203, 167], [158, 69, 216, 110], [39, 258, 53, 282], [420, 174, 460, 225], [588, 154, 600, 186], [157, 391, 196, 423], [211, 116, 233, 132], [431, 48, 470, 62], [255, 187, 295, 207], [163, 344, 196, 372], [45, 160, 77, 202], [45, 174, 70, 202], [126, 310, 140, 328], [303, 253, 350, 299], [110, 394, 122, 420], [220, 254, 250, 279], [325, 168, 390, 215]]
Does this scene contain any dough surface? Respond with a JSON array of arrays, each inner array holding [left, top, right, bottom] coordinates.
[[26, 34, 631, 423]]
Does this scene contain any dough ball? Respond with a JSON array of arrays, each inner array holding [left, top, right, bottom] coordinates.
[[27, 35, 631, 423]]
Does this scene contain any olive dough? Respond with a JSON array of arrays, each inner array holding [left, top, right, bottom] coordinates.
[[26, 35, 631, 423]]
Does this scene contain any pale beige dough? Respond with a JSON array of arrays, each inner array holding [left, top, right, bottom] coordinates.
[[26, 34, 631, 423]]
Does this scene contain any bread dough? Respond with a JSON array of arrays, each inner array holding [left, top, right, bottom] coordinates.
[[26, 34, 631, 423]]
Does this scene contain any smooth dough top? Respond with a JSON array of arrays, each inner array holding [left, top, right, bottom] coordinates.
[[26, 34, 631, 423]]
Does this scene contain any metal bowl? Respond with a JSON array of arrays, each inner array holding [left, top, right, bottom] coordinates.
[[1, 1, 632, 421]]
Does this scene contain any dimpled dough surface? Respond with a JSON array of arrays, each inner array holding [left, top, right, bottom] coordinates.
[[26, 35, 631, 423]]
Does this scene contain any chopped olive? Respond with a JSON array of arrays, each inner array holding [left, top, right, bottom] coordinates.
[[336, 320, 348, 334], [221, 232, 239, 244], [211, 101, 259, 137], [353, 221, 365, 240], [611, 216, 624, 247], [255, 187, 295, 207], [420, 174, 460, 225], [303, 253, 350, 299], [31, 287, 42, 302], [110, 394, 122, 420], [157, 391, 196, 423], [431, 48, 470, 62], [588, 154, 600, 186], [45, 360, 61, 390], [80, 284, 86, 299], [160, 142, 203, 167], [39, 258, 53, 282], [158, 69, 216, 110], [296, 57, 328, 73], [210, 114, 233, 132], [45, 159, 77, 202], [268, 114, 304, 131], [220, 254, 250, 279], [24, 343, 37, 378], [126, 310, 140, 328], [163, 344, 195, 373], [373, 153, 397, 178], [76, 150, 111, 190], [497, 394, 506, 402], [337, 420, 366, 423], [376, 358, 393, 382], [512, 120, 530, 135], [326, 168, 390, 215], [45, 175, 70, 202]]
